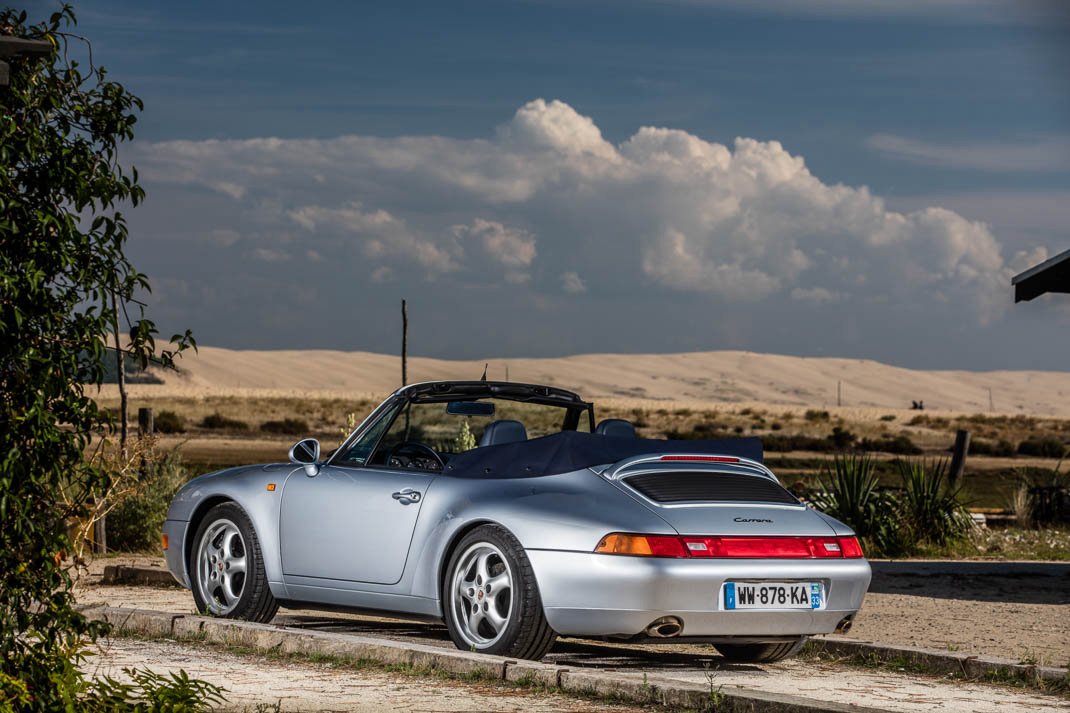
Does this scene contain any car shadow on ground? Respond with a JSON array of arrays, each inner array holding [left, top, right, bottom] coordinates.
[[869, 561, 1070, 604], [275, 612, 755, 671]]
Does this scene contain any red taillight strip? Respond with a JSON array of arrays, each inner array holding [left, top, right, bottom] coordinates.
[[659, 455, 740, 463], [595, 534, 865, 559]]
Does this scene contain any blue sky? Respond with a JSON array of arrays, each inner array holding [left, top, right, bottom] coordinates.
[[32, 0, 1070, 369]]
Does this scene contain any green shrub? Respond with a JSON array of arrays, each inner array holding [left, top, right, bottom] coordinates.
[[858, 435, 922, 455], [761, 434, 834, 452], [898, 459, 971, 547], [1017, 438, 1067, 459], [969, 438, 1016, 457], [666, 427, 729, 440], [83, 668, 226, 711], [153, 409, 185, 434], [107, 455, 190, 552], [804, 409, 830, 422], [809, 454, 908, 557], [260, 418, 310, 435], [828, 426, 856, 450], [879, 414, 896, 422], [199, 412, 249, 430]]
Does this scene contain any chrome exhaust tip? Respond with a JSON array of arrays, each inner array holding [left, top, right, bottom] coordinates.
[[645, 616, 684, 638], [835, 615, 855, 634]]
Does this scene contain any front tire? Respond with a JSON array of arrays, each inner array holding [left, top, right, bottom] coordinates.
[[443, 524, 556, 660], [714, 638, 807, 663], [190, 502, 278, 622]]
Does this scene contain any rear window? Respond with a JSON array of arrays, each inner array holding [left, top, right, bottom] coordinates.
[[623, 471, 798, 505]]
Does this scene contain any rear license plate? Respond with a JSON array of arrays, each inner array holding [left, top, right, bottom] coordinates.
[[723, 582, 822, 610]]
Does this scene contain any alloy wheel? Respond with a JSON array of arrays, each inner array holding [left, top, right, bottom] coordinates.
[[196, 518, 247, 615], [451, 542, 514, 647]]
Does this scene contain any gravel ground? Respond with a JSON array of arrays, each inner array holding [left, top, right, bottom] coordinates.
[[76, 555, 1070, 665], [852, 561, 1069, 665]]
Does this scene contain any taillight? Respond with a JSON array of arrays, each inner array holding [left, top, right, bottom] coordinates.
[[838, 536, 864, 558], [595, 533, 865, 559]]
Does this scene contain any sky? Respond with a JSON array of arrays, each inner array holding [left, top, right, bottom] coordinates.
[[29, 0, 1070, 369]]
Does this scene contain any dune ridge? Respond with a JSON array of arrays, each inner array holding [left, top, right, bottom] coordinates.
[[131, 345, 1070, 417]]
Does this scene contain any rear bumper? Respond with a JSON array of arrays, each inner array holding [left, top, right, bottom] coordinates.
[[527, 550, 871, 638]]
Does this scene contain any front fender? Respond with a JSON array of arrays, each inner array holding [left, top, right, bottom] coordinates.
[[165, 463, 299, 593]]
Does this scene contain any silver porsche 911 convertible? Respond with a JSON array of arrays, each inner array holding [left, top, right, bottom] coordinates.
[[163, 381, 870, 662]]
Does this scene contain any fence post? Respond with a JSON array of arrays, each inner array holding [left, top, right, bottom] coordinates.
[[949, 429, 970, 488], [138, 407, 153, 480], [138, 407, 153, 437]]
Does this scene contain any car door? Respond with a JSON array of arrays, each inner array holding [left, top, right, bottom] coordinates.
[[279, 463, 435, 585]]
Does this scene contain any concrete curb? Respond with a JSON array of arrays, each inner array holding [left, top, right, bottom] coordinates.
[[101, 565, 181, 587], [85, 605, 895, 713], [808, 636, 1067, 685]]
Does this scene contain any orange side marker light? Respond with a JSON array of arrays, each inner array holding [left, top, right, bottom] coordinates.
[[266, 483, 276, 492], [161, 533, 169, 551]]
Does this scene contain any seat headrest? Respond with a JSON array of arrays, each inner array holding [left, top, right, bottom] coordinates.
[[595, 419, 637, 438], [478, 420, 528, 447]]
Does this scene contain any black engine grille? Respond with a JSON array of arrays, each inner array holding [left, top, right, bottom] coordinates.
[[624, 471, 798, 504]]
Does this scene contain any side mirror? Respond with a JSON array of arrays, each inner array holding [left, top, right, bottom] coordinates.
[[289, 438, 321, 476]]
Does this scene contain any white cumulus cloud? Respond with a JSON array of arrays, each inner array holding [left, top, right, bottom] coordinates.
[[128, 98, 1035, 357]]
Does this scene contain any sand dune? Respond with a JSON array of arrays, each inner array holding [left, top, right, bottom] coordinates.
[[129, 345, 1070, 417]]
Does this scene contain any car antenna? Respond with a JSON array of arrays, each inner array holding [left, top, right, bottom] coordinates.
[[480, 363, 488, 382]]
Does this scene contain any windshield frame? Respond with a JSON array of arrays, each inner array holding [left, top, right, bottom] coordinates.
[[327, 383, 596, 469]]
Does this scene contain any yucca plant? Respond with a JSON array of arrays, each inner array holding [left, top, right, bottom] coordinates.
[[811, 454, 906, 557], [898, 459, 972, 547]]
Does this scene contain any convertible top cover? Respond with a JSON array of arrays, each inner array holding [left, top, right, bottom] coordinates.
[[443, 431, 763, 479]]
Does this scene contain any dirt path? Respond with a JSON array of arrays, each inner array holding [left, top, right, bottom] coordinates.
[[87, 637, 632, 712]]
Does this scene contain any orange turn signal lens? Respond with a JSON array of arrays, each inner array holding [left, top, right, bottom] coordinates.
[[161, 533, 169, 551], [266, 483, 276, 492], [595, 533, 689, 557]]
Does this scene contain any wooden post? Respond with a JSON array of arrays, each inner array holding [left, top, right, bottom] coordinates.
[[138, 407, 154, 437], [401, 299, 408, 387], [138, 407, 154, 481], [949, 429, 971, 488], [837, 380, 842, 407]]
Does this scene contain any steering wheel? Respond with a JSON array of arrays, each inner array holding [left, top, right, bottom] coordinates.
[[387, 441, 445, 471]]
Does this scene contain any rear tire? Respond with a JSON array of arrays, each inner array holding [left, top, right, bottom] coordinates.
[[443, 524, 556, 660], [714, 638, 807, 663], [190, 502, 278, 623]]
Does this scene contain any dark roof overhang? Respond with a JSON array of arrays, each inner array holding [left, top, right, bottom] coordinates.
[[0, 35, 53, 87], [1012, 248, 1070, 303]]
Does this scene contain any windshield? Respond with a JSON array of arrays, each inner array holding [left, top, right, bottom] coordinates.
[[333, 397, 591, 468], [381, 398, 588, 456]]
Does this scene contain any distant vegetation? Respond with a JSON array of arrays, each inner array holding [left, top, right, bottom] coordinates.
[[199, 412, 249, 430], [153, 410, 186, 434], [260, 418, 310, 435], [1017, 437, 1067, 459]]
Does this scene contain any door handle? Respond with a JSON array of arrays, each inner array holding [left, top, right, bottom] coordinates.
[[392, 488, 422, 505]]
